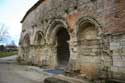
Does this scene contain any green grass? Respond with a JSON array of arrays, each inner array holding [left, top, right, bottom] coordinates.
[[0, 51, 17, 58]]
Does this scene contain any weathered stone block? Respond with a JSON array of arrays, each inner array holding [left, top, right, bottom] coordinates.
[[112, 72, 122, 80], [80, 64, 97, 80], [44, 77, 71, 83], [113, 56, 123, 67], [118, 67, 125, 73], [110, 42, 120, 50], [121, 73, 125, 81], [65, 59, 80, 72], [111, 66, 119, 72], [79, 56, 99, 64], [122, 56, 125, 67]]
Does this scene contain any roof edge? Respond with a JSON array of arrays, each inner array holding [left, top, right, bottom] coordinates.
[[21, 0, 44, 23]]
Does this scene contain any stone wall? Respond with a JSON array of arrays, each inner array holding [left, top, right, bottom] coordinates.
[[18, 0, 125, 81], [109, 33, 125, 80]]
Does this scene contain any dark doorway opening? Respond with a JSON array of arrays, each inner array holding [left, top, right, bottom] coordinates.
[[56, 27, 70, 66]]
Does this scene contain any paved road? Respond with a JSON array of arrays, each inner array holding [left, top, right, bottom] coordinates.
[[0, 56, 88, 83], [0, 56, 43, 83], [0, 64, 39, 83]]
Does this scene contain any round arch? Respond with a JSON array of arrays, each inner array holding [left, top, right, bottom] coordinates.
[[46, 19, 69, 45], [76, 16, 102, 38], [46, 19, 70, 66], [22, 33, 30, 47], [75, 17, 105, 78], [75, 16, 103, 56], [34, 31, 44, 45]]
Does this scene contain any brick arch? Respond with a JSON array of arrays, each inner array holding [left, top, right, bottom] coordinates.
[[34, 31, 44, 45], [46, 19, 69, 45]]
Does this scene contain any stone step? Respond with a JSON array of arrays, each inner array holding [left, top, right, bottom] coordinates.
[[44, 77, 71, 83], [44, 75, 90, 83], [107, 79, 125, 83]]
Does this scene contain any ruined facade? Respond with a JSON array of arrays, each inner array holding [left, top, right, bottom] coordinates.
[[18, 0, 125, 81]]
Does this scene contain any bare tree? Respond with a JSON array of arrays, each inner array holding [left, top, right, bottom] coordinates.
[[0, 23, 10, 43]]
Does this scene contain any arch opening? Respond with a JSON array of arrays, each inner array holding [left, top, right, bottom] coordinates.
[[77, 20, 101, 56], [78, 22, 97, 41], [22, 34, 30, 59], [56, 27, 70, 66], [34, 31, 43, 45], [23, 34, 30, 47]]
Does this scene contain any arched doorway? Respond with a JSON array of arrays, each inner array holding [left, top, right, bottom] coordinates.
[[46, 20, 70, 67], [56, 27, 70, 66]]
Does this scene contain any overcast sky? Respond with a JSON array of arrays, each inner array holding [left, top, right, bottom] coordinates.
[[0, 0, 38, 45]]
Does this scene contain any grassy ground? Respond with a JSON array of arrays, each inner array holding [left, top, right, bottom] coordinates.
[[0, 51, 17, 58]]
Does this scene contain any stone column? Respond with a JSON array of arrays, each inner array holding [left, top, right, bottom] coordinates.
[[48, 45, 58, 68]]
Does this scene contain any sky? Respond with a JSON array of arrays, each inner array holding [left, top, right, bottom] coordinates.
[[0, 0, 38, 45]]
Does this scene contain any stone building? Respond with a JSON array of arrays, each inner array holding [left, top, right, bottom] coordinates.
[[18, 0, 125, 82]]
